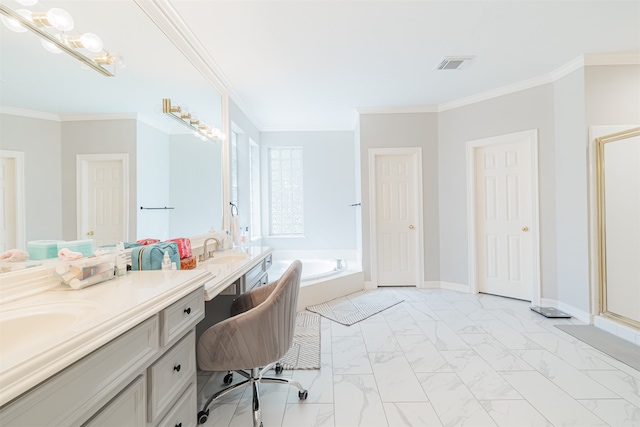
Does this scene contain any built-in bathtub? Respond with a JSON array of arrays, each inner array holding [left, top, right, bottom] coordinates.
[[268, 250, 364, 311]]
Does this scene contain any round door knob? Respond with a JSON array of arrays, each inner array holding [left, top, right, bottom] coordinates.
[[86, 231, 94, 236], [409, 225, 415, 230], [522, 226, 529, 232]]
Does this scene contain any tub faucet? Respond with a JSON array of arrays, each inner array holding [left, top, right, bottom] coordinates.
[[202, 237, 221, 261]]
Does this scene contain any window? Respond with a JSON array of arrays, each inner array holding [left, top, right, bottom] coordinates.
[[249, 139, 261, 238], [230, 131, 238, 206], [269, 147, 303, 236]]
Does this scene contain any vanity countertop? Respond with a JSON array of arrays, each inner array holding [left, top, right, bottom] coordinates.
[[195, 246, 274, 301], [0, 245, 275, 407], [0, 268, 211, 408]]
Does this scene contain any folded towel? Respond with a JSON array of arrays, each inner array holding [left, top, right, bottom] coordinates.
[[0, 249, 29, 262], [58, 248, 83, 261], [232, 216, 240, 246]]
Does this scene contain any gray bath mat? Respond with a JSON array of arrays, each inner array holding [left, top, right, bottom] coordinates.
[[306, 290, 404, 326], [280, 311, 321, 370], [555, 325, 640, 371]]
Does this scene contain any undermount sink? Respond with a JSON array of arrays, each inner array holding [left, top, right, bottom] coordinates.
[[207, 253, 251, 264], [0, 301, 97, 353]]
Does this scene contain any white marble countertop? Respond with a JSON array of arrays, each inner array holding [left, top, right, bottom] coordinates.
[[195, 246, 274, 300], [0, 245, 274, 407], [0, 268, 211, 407]]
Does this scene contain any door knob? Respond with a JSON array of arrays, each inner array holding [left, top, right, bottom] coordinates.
[[409, 225, 415, 230], [521, 226, 529, 232], [87, 231, 94, 236]]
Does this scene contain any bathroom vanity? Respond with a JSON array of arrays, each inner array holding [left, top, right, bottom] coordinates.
[[0, 246, 274, 426]]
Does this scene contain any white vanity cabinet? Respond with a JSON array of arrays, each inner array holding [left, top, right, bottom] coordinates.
[[0, 287, 205, 427]]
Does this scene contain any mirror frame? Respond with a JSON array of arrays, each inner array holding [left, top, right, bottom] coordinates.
[[595, 126, 640, 329]]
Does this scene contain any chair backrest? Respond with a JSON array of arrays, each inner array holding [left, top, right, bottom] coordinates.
[[197, 260, 302, 371]]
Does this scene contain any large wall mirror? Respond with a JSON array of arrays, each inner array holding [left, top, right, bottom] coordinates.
[[0, 0, 223, 250], [596, 126, 640, 330]]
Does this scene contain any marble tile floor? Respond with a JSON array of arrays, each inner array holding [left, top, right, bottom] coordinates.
[[196, 288, 640, 427]]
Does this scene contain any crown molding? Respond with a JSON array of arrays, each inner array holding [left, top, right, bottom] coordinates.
[[133, 0, 262, 131], [549, 55, 585, 81], [357, 106, 438, 115], [0, 106, 60, 121], [438, 73, 554, 112], [584, 52, 640, 66], [58, 113, 138, 122], [260, 125, 356, 133]]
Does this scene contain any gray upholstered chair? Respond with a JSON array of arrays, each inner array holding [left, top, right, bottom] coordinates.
[[196, 260, 308, 426]]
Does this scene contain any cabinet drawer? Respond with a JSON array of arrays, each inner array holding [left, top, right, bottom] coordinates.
[[148, 330, 196, 423], [243, 261, 265, 291], [156, 381, 197, 427], [0, 316, 159, 426], [160, 288, 204, 347], [84, 375, 146, 427]]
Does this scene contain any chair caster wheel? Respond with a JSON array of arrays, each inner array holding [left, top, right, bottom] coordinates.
[[197, 409, 209, 424], [223, 373, 233, 384], [275, 363, 283, 374], [298, 390, 308, 400]]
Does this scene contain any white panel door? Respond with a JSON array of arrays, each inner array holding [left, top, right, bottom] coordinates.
[[375, 154, 418, 286], [476, 140, 533, 300], [0, 157, 17, 251], [83, 159, 126, 247]]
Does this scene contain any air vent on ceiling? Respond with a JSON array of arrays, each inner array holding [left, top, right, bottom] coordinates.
[[435, 56, 475, 70]]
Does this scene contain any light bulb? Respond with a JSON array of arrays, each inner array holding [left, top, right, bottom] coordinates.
[[15, 0, 38, 5], [41, 35, 62, 54], [1, 9, 31, 33], [46, 8, 73, 31], [79, 33, 103, 53]]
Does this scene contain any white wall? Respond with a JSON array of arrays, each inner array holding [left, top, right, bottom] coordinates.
[[553, 68, 589, 311], [0, 113, 63, 242], [260, 130, 357, 250], [61, 119, 138, 241], [438, 86, 557, 297], [359, 112, 440, 282]]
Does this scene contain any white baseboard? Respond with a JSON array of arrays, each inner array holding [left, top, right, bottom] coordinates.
[[440, 281, 470, 293], [419, 281, 440, 289], [594, 316, 640, 346], [539, 298, 592, 324]]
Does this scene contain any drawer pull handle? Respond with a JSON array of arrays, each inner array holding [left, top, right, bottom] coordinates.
[[174, 364, 181, 372], [184, 307, 191, 315], [175, 423, 182, 427]]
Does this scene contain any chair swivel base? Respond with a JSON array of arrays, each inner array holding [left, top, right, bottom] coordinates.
[[197, 363, 308, 426]]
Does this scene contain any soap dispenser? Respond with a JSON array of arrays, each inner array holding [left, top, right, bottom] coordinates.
[[161, 251, 172, 271]]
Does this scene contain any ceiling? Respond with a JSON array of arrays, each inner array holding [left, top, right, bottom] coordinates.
[[1, 1, 639, 132]]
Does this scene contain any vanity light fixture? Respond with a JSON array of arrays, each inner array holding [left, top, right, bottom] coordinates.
[[0, 2, 120, 77], [162, 98, 225, 142]]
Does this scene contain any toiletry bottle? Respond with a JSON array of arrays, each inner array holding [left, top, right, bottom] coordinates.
[[162, 251, 171, 271], [115, 242, 127, 276], [241, 227, 246, 244]]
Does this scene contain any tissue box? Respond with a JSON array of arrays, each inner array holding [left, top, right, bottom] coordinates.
[[55, 254, 115, 290], [27, 240, 64, 260], [57, 239, 94, 258]]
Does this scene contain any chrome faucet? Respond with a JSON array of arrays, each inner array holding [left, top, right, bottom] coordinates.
[[202, 237, 221, 261]]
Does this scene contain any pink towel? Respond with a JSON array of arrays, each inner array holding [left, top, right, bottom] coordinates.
[[0, 249, 29, 262], [58, 248, 83, 261]]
